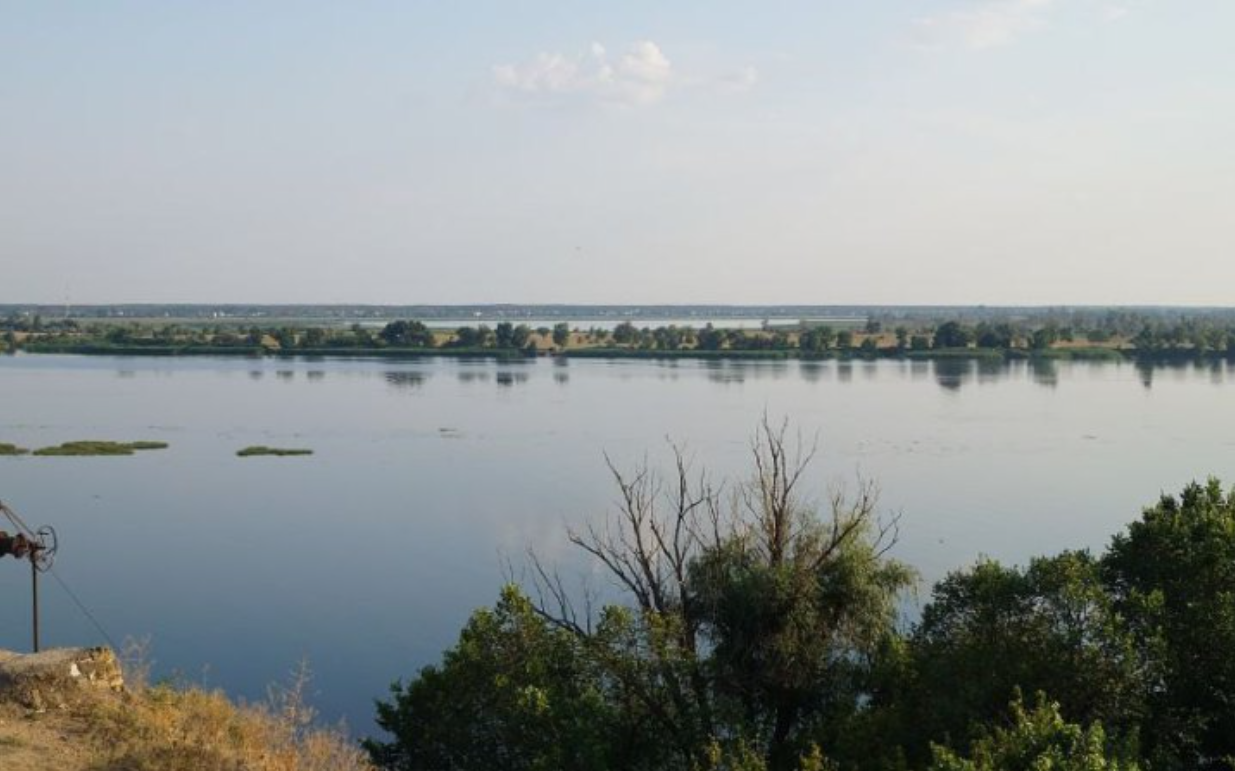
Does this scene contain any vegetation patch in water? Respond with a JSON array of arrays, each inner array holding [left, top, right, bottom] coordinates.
[[32, 440, 169, 456], [0, 442, 30, 456], [236, 445, 314, 457], [126, 440, 171, 450]]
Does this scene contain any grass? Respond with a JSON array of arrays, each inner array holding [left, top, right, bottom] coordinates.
[[281, 346, 530, 359], [1, 645, 374, 771], [237, 446, 314, 457], [86, 670, 370, 771], [22, 342, 265, 356], [0, 443, 29, 456], [32, 440, 169, 456], [565, 347, 795, 360], [903, 347, 1007, 360], [126, 440, 171, 450]]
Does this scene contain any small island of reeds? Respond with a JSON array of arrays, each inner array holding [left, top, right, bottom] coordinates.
[[0, 442, 30, 456], [236, 446, 314, 457], [32, 440, 170, 456]]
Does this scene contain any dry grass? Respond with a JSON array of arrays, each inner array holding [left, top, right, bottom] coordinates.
[[96, 644, 369, 771], [84, 669, 371, 771], [0, 641, 372, 771]]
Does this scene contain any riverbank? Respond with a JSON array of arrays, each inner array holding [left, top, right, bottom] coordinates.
[[10, 341, 1210, 364]]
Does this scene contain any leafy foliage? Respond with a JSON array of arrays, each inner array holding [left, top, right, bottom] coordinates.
[[372, 420, 910, 771], [928, 694, 1138, 771], [903, 553, 1142, 760], [367, 429, 1235, 771], [1102, 479, 1235, 769], [365, 587, 637, 771]]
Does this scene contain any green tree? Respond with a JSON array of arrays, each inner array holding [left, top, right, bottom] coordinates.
[[494, 322, 516, 348], [904, 553, 1142, 762], [105, 325, 134, 344], [974, 323, 1014, 349], [370, 420, 912, 771], [1130, 325, 1161, 354], [552, 322, 571, 348], [798, 326, 835, 353], [928, 694, 1139, 771], [302, 327, 327, 347], [1102, 479, 1235, 769], [613, 321, 638, 345], [1030, 324, 1060, 351], [380, 320, 435, 347], [510, 324, 533, 349], [932, 322, 971, 349], [539, 419, 912, 770], [697, 324, 725, 351], [451, 326, 483, 348], [365, 586, 635, 771], [653, 325, 687, 350]]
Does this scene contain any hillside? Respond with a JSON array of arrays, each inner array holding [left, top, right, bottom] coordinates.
[[0, 647, 370, 771]]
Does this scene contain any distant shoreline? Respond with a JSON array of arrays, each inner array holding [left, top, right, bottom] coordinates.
[[9, 342, 1226, 365]]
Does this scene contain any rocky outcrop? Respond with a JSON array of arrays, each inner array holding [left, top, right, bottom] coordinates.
[[0, 647, 124, 711]]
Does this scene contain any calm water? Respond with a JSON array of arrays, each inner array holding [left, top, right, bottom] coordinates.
[[2, 353, 1234, 732]]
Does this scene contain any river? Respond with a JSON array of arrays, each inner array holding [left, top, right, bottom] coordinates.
[[1, 353, 1233, 732]]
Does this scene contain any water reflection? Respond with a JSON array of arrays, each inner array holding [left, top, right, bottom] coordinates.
[[976, 357, 1004, 384], [933, 359, 970, 391], [495, 371, 529, 387], [385, 371, 427, 390], [799, 361, 828, 383], [1028, 359, 1058, 389], [702, 360, 745, 385], [909, 360, 930, 382]]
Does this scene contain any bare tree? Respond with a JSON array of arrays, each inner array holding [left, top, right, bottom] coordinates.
[[525, 416, 910, 768]]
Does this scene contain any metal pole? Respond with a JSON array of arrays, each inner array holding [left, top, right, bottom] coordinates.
[[31, 556, 39, 653]]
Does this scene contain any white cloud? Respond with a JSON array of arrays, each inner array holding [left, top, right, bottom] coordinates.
[[492, 41, 757, 108], [492, 40, 672, 108], [913, 0, 1145, 50], [915, 0, 1055, 50], [492, 53, 584, 94]]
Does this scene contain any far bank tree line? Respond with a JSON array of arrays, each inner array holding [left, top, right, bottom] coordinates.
[[365, 420, 1235, 771], [7, 314, 1235, 358]]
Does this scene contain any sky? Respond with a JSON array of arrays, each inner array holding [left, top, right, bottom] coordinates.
[[2, 0, 1233, 305]]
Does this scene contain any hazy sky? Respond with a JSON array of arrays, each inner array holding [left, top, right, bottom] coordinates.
[[2, 1, 1232, 305]]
